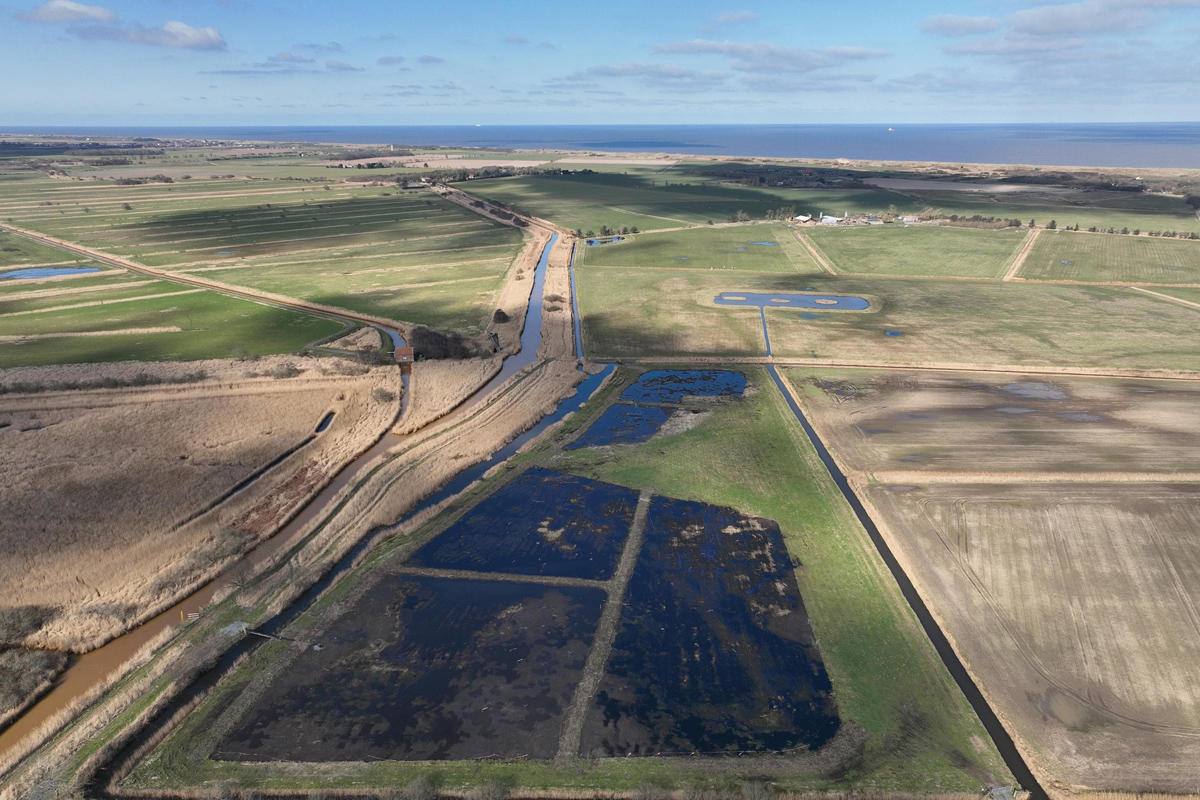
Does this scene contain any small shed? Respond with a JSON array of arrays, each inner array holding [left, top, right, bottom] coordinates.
[[394, 346, 414, 364]]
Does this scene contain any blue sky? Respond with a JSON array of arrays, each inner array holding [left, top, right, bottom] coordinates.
[[2, 0, 1199, 125]]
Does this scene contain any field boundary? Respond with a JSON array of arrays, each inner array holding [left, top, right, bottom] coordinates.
[[1130, 285, 1200, 311], [1003, 228, 1040, 281], [868, 471, 1200, 484], [555, 488, 652, 762]]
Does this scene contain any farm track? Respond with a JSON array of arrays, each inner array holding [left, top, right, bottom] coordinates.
[[1003, 228, 1040, 280], [1130, 285, 1200, 311], [794, 231, 838, 274], [625, 355, 1200, 382], [869, 470, 1200, 484]]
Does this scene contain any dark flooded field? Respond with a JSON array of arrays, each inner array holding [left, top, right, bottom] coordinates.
[[410, 468, 638, 580], [580, 496, 839, 757], [217, 576, 605, 762], [565, 404, 670, 449], [622, 370, 747, 404]]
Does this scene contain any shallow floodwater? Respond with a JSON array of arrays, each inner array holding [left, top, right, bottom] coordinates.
[[410, 468, 638, 580], [622, 370, 746, 404], [0, 266, 102, 280], [581, 496, 839, 756], [714, 291, 869, 311]]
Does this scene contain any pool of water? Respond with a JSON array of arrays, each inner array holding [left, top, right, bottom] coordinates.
[[0, 266, 102, 280], [409, 468, 638, 581], [714, 291, 869, 311], [586, 237, 625, 246], [747, 241, 777, 246], [622, 370, 747, 404], [565, 404, 671, 449]]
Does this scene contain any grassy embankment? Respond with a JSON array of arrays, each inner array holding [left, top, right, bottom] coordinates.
[[803, 226, 1028, 279], [124, 366, 1011, 795], [1017, 229, 1200, 284]]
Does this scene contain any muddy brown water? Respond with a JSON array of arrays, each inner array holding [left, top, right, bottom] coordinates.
[[0, 234, 563, 763]]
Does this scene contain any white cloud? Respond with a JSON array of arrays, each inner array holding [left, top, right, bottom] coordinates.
[[326, 60, 363, 71], [18, 0, 115, 24], [1010, 1, 1153, 35], [503, 34, 528, 44], [920, 15, 1000, 36], [377, 55, 405, 65], [576, 62, 728, 90], [268, 52, 314, 64], [77, 20, 226, 49], [653, 40, 888, 74], [418, 54, 444, 64]]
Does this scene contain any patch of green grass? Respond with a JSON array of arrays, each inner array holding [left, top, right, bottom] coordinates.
[[577, 268, 1200, 370], [0, 269, 133, 297], [465, 173, 912, 233], [0, 279, 192, 315], [1149, 286, 1200, 304], [578, 225, 819, 274], [0, 290, 342, 367], [1018, 230, 1200, 283], [915, 190, 1200, 236], [0, 180, 526, 335], [0, 230, 92, 267], [575, 267, 767, 359], [805, 226, 1028, 279]]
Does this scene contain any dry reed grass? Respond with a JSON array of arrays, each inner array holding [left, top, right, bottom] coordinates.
[[0, 648, 67, 729], [325, 327, 383, 352], [393, 357, 501, 434], [0, 625, 176, 789], [0, 358, 398, 652], [537, 237, 577, 361], [487, 230, 549, 354]]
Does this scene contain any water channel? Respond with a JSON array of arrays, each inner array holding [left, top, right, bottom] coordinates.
[[0, 233, 579, 763]]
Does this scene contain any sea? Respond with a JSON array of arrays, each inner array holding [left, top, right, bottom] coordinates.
[[4, 123, 1200, 169]]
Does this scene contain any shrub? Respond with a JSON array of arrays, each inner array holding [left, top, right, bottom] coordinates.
[[0, 606, 55, 645], [372, 387, 397, 403], [492, 308, 510, 323]]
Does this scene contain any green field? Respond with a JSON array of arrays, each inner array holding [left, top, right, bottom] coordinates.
[[1018, 230, 1200, 283], [464, 172, 912, 233], [1150, 286, 1200, 306], [0, 229, 97, 268], [123, 366, 1010, 794], [0, 287, 342, 368], [576, 268, 1200, 370], [805, 225, 1028, 278], [0, 177, 526, 334], [909, 189, 1200, 237], [577, 225, 820, 274]]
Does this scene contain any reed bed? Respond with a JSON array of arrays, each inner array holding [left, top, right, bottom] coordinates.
[[0, 359, 399, 653], [393, 357, 502, 434]]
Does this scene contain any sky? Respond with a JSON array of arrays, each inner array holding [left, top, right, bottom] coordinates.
[[2, 0, 1199, 125]]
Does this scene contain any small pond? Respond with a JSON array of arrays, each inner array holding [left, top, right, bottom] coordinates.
[[566, 404, 671, 450], [409, 468, 638, 581], [714, 291, 869, 311], [622, 370, 747, 405], [0, 266, 102, 280]]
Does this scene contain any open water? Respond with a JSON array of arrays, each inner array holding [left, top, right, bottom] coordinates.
[[5, 123, 1200, 168]]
